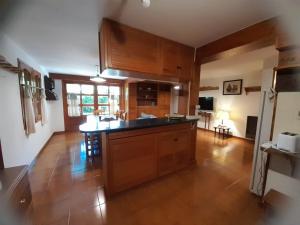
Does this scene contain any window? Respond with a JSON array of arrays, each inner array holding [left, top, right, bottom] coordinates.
[[19, 67, 42, 126], [66, 83, 121, 117]]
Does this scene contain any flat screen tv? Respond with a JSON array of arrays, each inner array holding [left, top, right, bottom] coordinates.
[[199, 97, 214, 111]]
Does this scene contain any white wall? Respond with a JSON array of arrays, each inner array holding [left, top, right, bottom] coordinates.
[[198, 72, 262, 138], [0, 35, 55, 168]]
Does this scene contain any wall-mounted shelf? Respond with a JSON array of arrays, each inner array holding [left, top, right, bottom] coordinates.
[[0, 55, 19, 73], [244, 86, 261, 95], [199, 86, 219, 91]]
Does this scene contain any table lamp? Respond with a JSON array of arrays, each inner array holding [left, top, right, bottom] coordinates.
[[217, 110, 230, 125]]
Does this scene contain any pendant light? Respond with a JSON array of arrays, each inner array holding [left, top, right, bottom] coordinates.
[[90, 65, 106, 83], [141, 0, 150, 8]]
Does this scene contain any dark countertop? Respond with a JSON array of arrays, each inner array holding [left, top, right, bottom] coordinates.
[[79, 117, 198, 134]]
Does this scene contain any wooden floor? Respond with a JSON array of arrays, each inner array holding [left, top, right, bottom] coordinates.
[[28, 130, 265, 225]]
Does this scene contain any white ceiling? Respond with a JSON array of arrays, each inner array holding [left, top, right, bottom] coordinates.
[[1, 0, 279, 75], [201, 46, 278, 79]]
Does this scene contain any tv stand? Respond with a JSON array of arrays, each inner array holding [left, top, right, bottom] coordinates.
[[198, 111, 212, 130]]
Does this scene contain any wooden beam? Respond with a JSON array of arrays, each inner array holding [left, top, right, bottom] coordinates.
[[196, 18, 278, 64], [49, 72, 124, 85]]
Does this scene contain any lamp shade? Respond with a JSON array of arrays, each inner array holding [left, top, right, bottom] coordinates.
[[217, 110, 230, 121]]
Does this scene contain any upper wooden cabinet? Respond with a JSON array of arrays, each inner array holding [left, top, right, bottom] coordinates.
[[161, 39, 194, 80], [100, 19, 195, 81]]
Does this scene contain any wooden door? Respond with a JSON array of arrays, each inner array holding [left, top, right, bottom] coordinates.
[[161, 40, 180, 76], [109, 134, 157, 193], [178, 46, 194, 80], [157, 129, 190, 176]]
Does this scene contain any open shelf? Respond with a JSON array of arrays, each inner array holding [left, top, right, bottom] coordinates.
[[137, 82, 158, 106], [244, 86, 261, 95], [199, 86, 219, 91]]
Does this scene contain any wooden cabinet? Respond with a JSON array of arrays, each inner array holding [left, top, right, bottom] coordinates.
[[158, 130, 191, 176], [278, 49, 300, 68], [109, 134, 157, 193], [100, 19, 161, 75], [100, 19, 195, 81], [161, 40, 194, 80], [102, 122, 197, 197]]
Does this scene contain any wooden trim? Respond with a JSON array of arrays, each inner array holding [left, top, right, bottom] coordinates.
[[49, 73, 124, 85], [196, 18, 278, 63], [0, 55, 19, 73], [53, 131, 66, 135], [199, 86, 219, 91], [244, 86, 261, 95], [269, 69, 278, 141], [0, 140, 4, 170]]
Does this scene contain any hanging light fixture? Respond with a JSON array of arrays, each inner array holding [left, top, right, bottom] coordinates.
[[141, 0, 151, 8], [90, 65, 106, 83]]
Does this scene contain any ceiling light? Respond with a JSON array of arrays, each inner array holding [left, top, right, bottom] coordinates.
[[174, 85, 181, 90], [90, 65, 106, 83], [141, 0, 150, 8]]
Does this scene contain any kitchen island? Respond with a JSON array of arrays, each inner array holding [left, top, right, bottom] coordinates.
[[79, 118, 198, 197]]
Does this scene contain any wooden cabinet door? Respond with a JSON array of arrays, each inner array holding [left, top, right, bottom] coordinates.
[[109, 134, 157, 193], [178, 46, 194, 80], [104, 20, 161, 75], [158, 130, 190, 176], [161, 40, 180, 76]]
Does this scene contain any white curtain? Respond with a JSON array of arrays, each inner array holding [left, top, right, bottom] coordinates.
[[24, 86, 36, 135], [41, 90, 48, 125]]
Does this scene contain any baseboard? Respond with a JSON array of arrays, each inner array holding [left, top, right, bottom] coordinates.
[[197, 127, 255, 143], [53, 131, 65, 135]]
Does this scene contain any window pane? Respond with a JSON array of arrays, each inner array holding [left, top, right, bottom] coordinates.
[[110, 105, 120, 115], [67, 84, 81, 94], [82, 106, 94, 115], [97, 85, 108, 95], [68, 106, 80, 117], [109, 86, 120, 114], [109, 86, 120, 96], [81, 85, 94, 94], [82, 95, 94, 104], [67, 94, 80, 117], [67, 94, 80, 105], [98, 106, 109, 115], [98, 96, 109, 104]]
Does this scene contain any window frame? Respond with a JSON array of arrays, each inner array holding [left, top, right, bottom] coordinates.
[[65, 82, 121, 117]]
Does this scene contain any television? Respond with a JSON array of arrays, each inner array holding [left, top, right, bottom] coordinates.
[[199, 97, 214, 111]]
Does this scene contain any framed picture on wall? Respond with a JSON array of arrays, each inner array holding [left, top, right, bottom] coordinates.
[[223, 79, 243, 95]]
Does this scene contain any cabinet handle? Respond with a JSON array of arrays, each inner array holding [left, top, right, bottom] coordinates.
[[20, 198, 26, 204], [177, 66, 182, 69]]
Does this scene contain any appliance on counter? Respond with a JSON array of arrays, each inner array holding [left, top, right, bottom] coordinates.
[[44, 76, 58, 100], [277, 132, 300, 153], [198, 97, 214, 111]]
